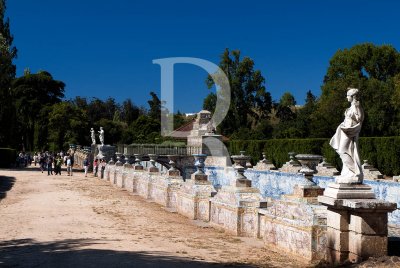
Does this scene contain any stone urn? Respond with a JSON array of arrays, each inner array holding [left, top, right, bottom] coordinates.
[[167, 155, 180, 176], [115, 152, 123, 166], [123, 154, 132, 168], [193, 154, 207, 175], [231, 153, 252, 187], [295, 154, 323, 185], [148, 154, 158, 168], [133, 154, 143, 170]]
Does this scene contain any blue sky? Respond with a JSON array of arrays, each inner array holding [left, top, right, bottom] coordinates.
[[7, 0, 400, 112]]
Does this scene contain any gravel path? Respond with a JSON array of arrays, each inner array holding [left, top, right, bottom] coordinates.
[[0, 167, 310, 268]]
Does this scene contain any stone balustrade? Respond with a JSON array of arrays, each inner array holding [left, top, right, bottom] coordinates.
[[94, 153, 398, 265]]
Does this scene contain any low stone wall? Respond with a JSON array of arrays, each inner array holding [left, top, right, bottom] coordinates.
[[98, 163, 397, 263], [206, 167, 400, 226]]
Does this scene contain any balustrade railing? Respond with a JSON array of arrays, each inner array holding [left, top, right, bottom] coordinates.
[[119, 144, 201, 156]]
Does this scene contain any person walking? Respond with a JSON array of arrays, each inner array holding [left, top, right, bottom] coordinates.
[[54, 154, 63, 175], [93, 159, 99, 177], [100, 159, 106, 179], [66, 156, 73, 176], [47, 155, 53, 176], [83, 157, 89, 177]]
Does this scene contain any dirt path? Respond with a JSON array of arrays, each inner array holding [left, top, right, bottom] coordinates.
[[0, 167, 310, 267]]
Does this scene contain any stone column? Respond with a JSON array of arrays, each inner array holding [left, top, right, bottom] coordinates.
[[318, 183, 396, 264], [176, 154, 216, 221], [210, 151, 265, 237]]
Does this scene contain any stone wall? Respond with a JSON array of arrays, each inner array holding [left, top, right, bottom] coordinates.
[[205, 167, 400, 226], [98, 163, 398, 263]]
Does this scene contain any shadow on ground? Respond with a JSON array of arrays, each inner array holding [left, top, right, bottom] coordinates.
[[389, 237, 400, 256], [0, 239, 255, 268], [0, 175, 16, 200]]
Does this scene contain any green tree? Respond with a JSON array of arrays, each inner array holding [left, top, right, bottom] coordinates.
[[205, 49, 272, 136], [279, 92, 296, 107], [121, 98, 140, 125], [47, 102, 88, 151], [202, 92, 217, 113], [12, 71, 65, 151], [148, 91, 161, 121], [0, 0, 17, 147], [276, 92, 296, 122], [313, 43, 400, 137]]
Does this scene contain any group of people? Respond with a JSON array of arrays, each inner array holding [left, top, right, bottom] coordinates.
[[32, 151, 75, 176], [83, 157, 107, 178], [18, 150, 107, 178]]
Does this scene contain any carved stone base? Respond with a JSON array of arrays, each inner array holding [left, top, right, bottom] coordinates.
[[134, 165, 144, 171], [176, 174, 216, 221], [148, 167, 159, 173], [318, 189, 397, 265], [210, 186, 266, 237], [293, 185, 325, 198], [323, 183, 375, 199], [151, 176, 183, 209], [168, 170, 180, 177]]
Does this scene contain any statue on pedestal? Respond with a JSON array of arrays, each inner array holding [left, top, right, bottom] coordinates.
[[329, 88, 364, 184], [90, 128, 96, 145], [98, 127, 105, 146]]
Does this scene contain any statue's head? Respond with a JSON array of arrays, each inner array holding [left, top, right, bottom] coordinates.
[[347, 87, 359, 101], [347, 87, 359, 98]]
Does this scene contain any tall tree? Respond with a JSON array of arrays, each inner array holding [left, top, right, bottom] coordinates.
[[121, 98, 140, 125], [205, 49, 272, 136], [0, 0, 17, 147], [47, 102, 88, 151], [12, 71, 65, 150], [313, 43, 400, 137], [276, 92, 296, 122], [148, 91, 161, 121]]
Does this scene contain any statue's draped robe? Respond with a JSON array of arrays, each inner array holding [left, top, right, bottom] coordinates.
[[329, 101, 364, 183]]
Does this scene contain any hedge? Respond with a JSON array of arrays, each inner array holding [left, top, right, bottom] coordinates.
[[226, 137, 400, 176], [0, 148, 17, 168]]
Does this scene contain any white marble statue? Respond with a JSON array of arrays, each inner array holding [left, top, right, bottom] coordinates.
[[98, 127, 104, 146], [90, 128, 96, 145], [329, 88, 364, 184]]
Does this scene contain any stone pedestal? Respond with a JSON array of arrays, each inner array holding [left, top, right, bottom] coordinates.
[[176, 154, 216, 221], [96, 145, 116, 162], [210, 152, 266, 237], [318, 183, 397, 264], [104, 162, 115, 181], [210, 186, 265, 237], [176, 173, 216, 221], [124, 170, 144, 193], [316, 158, 340, 176], [253, 153, 277, 171], [280, 152, 301, 173], [362, 160, 384, 180], [323, 183, 376, 199], [137, 173, 155, 200], [152, 174, 183, 210], [293, 185, 325, 200]]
